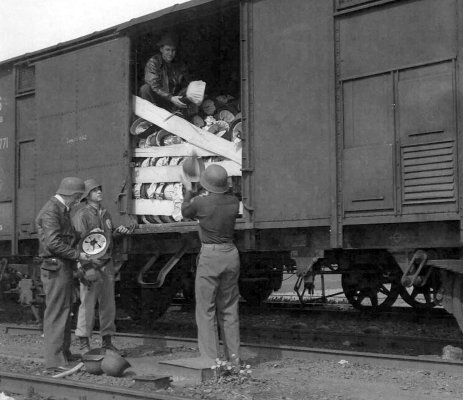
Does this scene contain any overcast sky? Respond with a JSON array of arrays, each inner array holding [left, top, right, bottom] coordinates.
[[0, 0, 190, 62]]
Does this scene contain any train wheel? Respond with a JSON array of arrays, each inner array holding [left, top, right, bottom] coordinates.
[[341, 265, 400, 311], [239, 280, 273, 305], [398, 269, 440, 310]]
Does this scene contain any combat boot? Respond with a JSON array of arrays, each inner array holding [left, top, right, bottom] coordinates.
[[102, 335, 126, 356], [79, 336, 91, 355]]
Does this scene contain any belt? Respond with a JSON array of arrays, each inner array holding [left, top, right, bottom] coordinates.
[[202, 242, 234, 248], [34, 257, 60, 265], [34, 257, 74, 265]]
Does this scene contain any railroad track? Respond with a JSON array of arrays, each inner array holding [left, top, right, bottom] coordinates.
[[3, 325, 463, 399], [174, 296, 455, 321], [127, 320, 462, 357], [0, 372, 193, 400], [174, 299, 456, 329]]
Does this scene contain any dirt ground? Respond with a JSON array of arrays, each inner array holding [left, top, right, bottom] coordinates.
[[188, 358, 463, 400], [1, 327, 463, 400], [2, 297, 463, 400]]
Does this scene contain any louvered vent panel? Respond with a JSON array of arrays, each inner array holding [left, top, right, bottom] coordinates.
[[402, 140, 456, 205], [16, 65, 35, 93]]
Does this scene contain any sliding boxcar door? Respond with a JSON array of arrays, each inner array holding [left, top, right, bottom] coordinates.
[[35, 37, 130, 224], [249, 0, 334, 226]]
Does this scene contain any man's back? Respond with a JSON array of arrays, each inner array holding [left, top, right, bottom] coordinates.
[[182, 193, 239, 244]]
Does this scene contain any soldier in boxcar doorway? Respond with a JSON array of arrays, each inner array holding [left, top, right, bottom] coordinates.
[[139, 32, 190, 113], [36, 177, 90, 373], [181, 165, 241, 364], [72, 179, 130, 356]]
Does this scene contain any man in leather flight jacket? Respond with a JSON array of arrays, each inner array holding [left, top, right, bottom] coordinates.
[[36, 177, 90, 373], [139, 32, 189, 112]]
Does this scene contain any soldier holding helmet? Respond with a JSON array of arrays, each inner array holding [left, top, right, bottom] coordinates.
[[72, 179, 129, 353], [181, 165, 241, 364], [72, 179, 130, 356]]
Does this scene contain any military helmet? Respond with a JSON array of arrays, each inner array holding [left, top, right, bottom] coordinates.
[[56, 177, 85, 196], [81, 179, 102, 201], [101, 350, 131, 377], [200, 164, 229, 193], [182, 154, 204, 183]]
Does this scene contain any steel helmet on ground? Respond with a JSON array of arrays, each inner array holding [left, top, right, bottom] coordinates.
[[56, 177, 85, 196], [200, 164, 229, 193], [101, 349, 131, 377], [81, 179, 102, 201]]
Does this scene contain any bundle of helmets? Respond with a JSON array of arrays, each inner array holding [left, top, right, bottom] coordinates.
[[130, 117, 227, 225], [131, 94, 242, 149]]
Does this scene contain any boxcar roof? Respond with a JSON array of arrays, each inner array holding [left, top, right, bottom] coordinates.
[[0, 0, 226, 67]]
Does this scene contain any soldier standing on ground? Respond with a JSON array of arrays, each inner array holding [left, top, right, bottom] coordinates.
[[36, 177, 90, 373], [72, 179, 130, 355], [181, 165, 241, 363]]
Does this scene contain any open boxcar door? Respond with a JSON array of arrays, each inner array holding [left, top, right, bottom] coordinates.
[[245, 0, 334, 228], [34, 37, 131, 226]]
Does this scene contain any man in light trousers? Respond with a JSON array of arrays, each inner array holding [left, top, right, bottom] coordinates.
[[72, 179, 130, 355], [181, 164, 241, 363]]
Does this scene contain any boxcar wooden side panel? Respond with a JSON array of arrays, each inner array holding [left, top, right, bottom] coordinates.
[[16, 74, 37, 236], [0, 67, 15, 239], [34, 38, 130, 226], [339, 0, 459, 220], [338, 0, 457, 80], [249, 0, 334, 225]]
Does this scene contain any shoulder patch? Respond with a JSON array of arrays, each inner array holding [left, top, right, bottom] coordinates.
[[106, 219, 112, 230]]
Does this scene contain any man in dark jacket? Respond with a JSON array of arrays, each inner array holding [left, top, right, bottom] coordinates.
[[36, 177, 90, 373], [139, 32, 189, 112], [181, 165, 241, 364], [72, 179, 130, 356]]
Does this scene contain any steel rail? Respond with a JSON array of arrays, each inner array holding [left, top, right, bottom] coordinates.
[[4, 323, 463, 356], [174, 295, 454, 320], [3, 325, 463, 377], [138, 320, 463, 356], [0, 371, 193, 400]]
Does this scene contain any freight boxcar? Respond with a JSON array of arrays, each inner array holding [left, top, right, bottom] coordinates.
[[2, 0, 463, 332]]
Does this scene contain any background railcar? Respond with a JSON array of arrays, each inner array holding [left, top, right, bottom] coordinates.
[[1, 0, 463, 332]]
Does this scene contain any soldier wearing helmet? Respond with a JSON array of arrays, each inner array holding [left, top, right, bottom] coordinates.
[[36, 177, 91, 373], [181, 164, 241, 364], [139, 32, 190, 112], [72, 179, 130, 356]]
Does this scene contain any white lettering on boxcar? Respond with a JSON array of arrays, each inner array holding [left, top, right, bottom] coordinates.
[[0, 137, 8, 150], [65, 134, 88, 144]]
